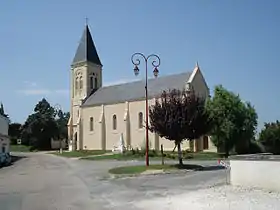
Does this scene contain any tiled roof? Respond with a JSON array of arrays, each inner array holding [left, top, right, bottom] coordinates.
[[82, 72, 191, 107]]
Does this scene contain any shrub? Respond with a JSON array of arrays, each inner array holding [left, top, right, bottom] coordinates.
[[259, 121, 280, 154], [247, 141, 265, 154]]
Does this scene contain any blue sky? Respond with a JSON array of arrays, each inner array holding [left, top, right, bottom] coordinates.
[[0, 0, 279, 131]]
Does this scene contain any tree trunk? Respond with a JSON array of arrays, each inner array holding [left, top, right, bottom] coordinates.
[[177, 142, 183, 165]]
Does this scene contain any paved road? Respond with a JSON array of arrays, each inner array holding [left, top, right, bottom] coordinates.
[[0, 153, 227, 210]]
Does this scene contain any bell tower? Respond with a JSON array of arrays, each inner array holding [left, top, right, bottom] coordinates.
[[68, 23, 103, 150]]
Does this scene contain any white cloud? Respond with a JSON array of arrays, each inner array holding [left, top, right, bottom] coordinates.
[[17, 89, 51, 96], [23, 81, 38, 87], [17, 89, 69, 96], [17, 81, 69, 96]]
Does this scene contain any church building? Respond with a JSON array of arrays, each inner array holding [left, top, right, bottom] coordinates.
[[67, 24, 216, 152]]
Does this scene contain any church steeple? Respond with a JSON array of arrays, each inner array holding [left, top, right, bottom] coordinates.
[[0, 103, 4, 115], [72, 24, 102, 66]]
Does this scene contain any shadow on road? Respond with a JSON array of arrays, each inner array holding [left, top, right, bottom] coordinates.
[[11, 155, 27, 164], [175, 164, 225, 171], [200, 165, 226, 171]]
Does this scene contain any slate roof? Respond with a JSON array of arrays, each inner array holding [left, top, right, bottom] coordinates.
[[72, 25, 102, 66], [82, 72, 192, 107]]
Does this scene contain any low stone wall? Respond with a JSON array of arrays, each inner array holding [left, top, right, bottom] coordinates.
[[230, 154, 280, 192], [51, 139, 67, 149]]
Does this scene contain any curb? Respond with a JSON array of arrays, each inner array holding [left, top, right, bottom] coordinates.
[[109, 169, 194, 179]]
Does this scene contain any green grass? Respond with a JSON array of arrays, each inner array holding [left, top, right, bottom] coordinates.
[[10, 145, 32, 152], [165, 151, 220, 160], [52, 150, 109, 158], [82, 153, 155, 161], [108, 164, 203, 175], [82, 151, 220, 161], [191, 152, 221, 160]]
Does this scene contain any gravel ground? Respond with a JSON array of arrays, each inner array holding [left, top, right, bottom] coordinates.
[[135, 185, 280, 210]]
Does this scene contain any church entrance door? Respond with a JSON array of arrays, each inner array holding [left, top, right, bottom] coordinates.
[[74, 132, 78, 150]]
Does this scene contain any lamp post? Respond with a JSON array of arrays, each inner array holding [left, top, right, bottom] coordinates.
[[131, 53, 161, 167], [54, 104, 63, 154]]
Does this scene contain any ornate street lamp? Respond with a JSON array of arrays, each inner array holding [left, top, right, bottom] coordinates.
[[54, 104, 63, 154], [131, 53, 161, 167]]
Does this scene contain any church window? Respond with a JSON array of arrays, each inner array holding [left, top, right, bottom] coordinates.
[[89, 117, 94, 131], [75, 77, 79, 95], [90, 76, 94, 89], [113, 114, 117, 130], [94, 77, 98, 89], [138, 112, 143, 128], [79, 76, 83, 89]]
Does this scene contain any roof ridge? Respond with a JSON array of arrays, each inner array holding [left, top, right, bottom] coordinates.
[[81, 71, 192, 107], [102, 71, 191, 88]]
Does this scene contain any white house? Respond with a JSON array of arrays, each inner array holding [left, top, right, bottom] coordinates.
[[0, 114, 10, 154]]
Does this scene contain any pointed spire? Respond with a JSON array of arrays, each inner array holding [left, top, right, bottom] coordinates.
[[72, 23, 102, 66], [0, 103, 4, 115], [195, 61, 199, 68]]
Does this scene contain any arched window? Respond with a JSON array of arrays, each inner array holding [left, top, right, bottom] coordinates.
[[90, 76, 94, 89], [79, 76, 83, 89], [75, 77, 79, 95], [138, 112, 143, 128], [112, 114, 117, 130], [89, 117, 94, 131], [94, 77, 98, 89]]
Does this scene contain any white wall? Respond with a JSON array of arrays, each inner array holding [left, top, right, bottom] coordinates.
[[0, 115, 10, 153], [230, 157, 280, 192], [0, 115, 8, 136], [51, 139, 67, 149]]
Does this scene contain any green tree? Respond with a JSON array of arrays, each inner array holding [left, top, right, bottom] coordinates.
[[258, 121, 280, 154], [149, 89, 212, 165], [55, 110, 70, 140], [206, 85, 258, 157], [21, 98, 58, 150]]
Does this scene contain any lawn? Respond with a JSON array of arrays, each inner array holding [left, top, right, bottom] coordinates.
[[52, 150, 109, 158], [82, 150, 220, 161], [165, 151, 221, 160], [108, 164, 203, 175], [10, 145, 32, 152], [81, 153, 162, 161]]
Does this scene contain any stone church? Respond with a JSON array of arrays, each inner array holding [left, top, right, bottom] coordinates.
[[67, 24, 216, 152]]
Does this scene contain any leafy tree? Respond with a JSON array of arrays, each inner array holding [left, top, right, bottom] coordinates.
[[149, 89, 212, 165], [258, 121, 280, 154], [55, 110, 70, 145], [21, 98, 58, 150], [206, 85, 258, 157], [9, 123, 22, 144]]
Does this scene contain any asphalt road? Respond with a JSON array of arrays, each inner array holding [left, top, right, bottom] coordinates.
[[0, 153, 227, 210]]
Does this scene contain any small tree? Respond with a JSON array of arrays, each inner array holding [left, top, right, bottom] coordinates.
[[259, 121, 280, 154], [149, 89, 211, 165], [21, 98, 58, 150]]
